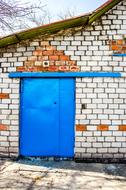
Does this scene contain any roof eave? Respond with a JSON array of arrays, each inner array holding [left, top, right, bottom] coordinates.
[[0, 16, 89, 48], [89, 0, 123, 24]]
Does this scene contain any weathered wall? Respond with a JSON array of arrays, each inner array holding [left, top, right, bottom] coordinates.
[[0, 0, 126, 159]]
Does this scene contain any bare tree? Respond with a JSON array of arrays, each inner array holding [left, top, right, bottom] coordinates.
[[58, 8, 77, 20], [0, 0, 51, 35], [0, 0, 79, 36]]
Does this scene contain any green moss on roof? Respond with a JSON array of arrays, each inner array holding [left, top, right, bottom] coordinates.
[[0, 16, 89, 48], [89, 0, 123, 24], [0, 0, 123, 48]]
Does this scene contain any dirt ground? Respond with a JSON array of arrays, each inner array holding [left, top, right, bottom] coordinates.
[[0, 158, 126, 190]]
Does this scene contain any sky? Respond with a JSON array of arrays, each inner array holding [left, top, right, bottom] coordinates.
[[26, 0, 107, 22], [42, 0, 107, 19], [1, 0, 107, 36]]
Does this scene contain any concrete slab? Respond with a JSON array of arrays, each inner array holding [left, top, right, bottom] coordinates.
[[0, 159, 126, 190]]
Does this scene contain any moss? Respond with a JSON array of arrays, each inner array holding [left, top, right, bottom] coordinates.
[[89, 0, 123, 24], [0, 16, 88, 48], [0, 35, 19, 48]]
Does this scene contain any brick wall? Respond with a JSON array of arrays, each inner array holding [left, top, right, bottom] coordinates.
[[75, 77, 126, 159], [0, 1, 126, 159]]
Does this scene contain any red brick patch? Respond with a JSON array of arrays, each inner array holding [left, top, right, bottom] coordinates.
[[28, 67, 38, 72], [16, 44, 78, 72], [55, 61, 65, 66], [76, 125, 87, 131], [36, 66, 44, 72], [33, 50, 43, 56], [16, 66, 26, 72], [60, 55, 70, 61], [122, 46, 126, 50], [48, 66, 59, 72], [111, 45, 120, 51], [0, 124, 8, 131], [0, 93, 9, 99], [54, 50, 64, 56], [70, 66, 80, 72], [97, 125, 109, 131], [111, 40, 116, 45], [119, 125, 126, 131], [49, 56, 59, 61], [68, 61, 76, 65], [59, 66, 69, 71], [117, 40, 123, 45], [110, 39, 126, 54]]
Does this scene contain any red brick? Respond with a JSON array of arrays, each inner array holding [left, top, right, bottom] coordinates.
[[122, 46, 126, 50], [42, 50, 54, 56], [36, 66, 44, 71], [117, 40, 123, 45], [0, 93, 9, 99], [70, 66, 80, 71], [55, 61, 65, 66], [0, 124, 8, 131], [27, 67, 38, 72], [16, 67, 26, 72], [48, 66, 59, 72], [60, 55, 70, 61], [97, 125, 108, 131], [76, 125, 87, 131], [54, 50, 64, 56], [68, 61, 76, 65], [111, 45, 120, 51], [111, 40, 116, 45], [59, 66, 69, 71], [119, 125, 126, 131], [49, 56, 59, 61], [33, 50, 43, 56]]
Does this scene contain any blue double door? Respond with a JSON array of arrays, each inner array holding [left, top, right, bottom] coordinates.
[[20, 78, 75, 157]]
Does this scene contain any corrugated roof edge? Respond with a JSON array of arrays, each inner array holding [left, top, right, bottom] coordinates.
[[0, 0, 123, 48]]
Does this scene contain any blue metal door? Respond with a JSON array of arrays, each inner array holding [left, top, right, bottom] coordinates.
[[20, 78, 75, 157]]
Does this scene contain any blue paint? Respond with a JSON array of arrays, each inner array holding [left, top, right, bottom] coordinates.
[[59, 79, 75, 157], [113, 54, 126, 56], [9, 72, 121, 78], [20, 78, 75, 157]]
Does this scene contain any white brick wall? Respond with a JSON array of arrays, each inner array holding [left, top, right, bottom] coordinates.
[[0, 1, 126, 159]]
